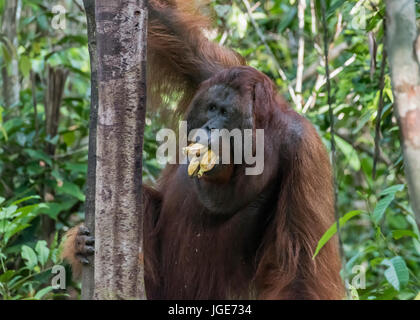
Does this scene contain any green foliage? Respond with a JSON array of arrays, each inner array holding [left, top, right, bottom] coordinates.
[[215, 0, 420, 300], [313, 210, 364, 259], [0, 197, 63, 299], [0, 0, 163, 299]]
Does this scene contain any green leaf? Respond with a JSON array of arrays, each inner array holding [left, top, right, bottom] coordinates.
[[56, 181, 85, 202], [62, 131, 76, 147], [64, 162, 87, 174], [348, 284, 359, 300], [11, 195, 41, 206], [392, 230, 419, 240], [277, 7, 296, 33], [21, 245, 38, 269], [0, 270, 15, 283], [229, 4, 248, 38], [0, 205, 18, 219], [23, 149, 52, 166], [352, 109, 374, 134], [19, 55, 31, 78], [372, 193, 395, 224], [382, 256, 409, 291], [380, 184, 404, 196], [35, 240, 50, 267], [327, 0, 347, 17], [34, 286, 55, 300], [37, 200, 77, 220], [0, 37, 14, 63], [345, 245, 376, 274], [214, 4, 231, 17], [335, 136, 361, 171], [313, 210, 364, 259], [49, 232, 59, 263], [4, 223, 30, 244], [3, 117, 23, 137], [0, 106, 7, 141], [15, 203, 46, 219]]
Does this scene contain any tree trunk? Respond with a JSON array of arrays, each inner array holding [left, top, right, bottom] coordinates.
[[94, 0, 148, 299], [43, 65, 69, 243], [385, 0, 420, 224], [81, 0, 98, 300], [1, 0, 21, 108]]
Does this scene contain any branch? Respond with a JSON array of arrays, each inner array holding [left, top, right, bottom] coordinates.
[[310, 0, 317, 34], [302, 54, 356, 112], [372, 24, 387, 179], [295, 0, 306, 110], [336, 132, 393, 167], [241, 0, 298, 106], [72, 0, 84, 13], [291, 42, 349, 86], [30, 70, 38, 139]]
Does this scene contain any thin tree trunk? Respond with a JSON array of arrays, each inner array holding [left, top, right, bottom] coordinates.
[[94, 0, 148, 299], [385, 0, 420, 224], [81, 0, 98, 300], [1, 0, 21, 108], [295, 0, 306, 110], [43, 65, 69, 243], [45, 66, 69, 155]]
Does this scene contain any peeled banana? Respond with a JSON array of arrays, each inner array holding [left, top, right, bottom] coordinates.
[[184, 143, 219, 178], [182, 143, 208, 158], [187, 156, 201, 176]]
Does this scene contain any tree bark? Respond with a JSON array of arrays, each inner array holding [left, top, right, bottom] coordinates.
[[1, 0, 21, 108], [385, 0, 420, 224], [81, 0, 98, 300], [43, 65, 69, 243], [94, 0, 148, 299]]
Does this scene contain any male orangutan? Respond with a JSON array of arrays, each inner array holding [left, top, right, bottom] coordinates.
[[62, 0, 344, 299]]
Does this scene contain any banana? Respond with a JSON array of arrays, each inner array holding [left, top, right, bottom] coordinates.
[[199, 150, 218, 172], [182, 143, 208, 158], [188, 156, 201, 176], [185, 143, 219, 178]]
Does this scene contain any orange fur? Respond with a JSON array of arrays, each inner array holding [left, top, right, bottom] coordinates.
[[61, 225, 83, 278], [62, 0, 344, 299], [147, 0, 245, 117]]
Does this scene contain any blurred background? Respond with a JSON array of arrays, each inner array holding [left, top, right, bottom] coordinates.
[[0, 0, 419, 299]]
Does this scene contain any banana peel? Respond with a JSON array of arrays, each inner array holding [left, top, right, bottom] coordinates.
[[187, 156, 201, 176], [184, 143, 219, 178], [182, 143, 208, 158]]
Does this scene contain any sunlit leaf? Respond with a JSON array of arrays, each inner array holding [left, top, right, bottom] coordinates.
[[372, 193, 395, 224], [392, 230, 419, 240], [19, 55, 31, 78], [382, 256, 409, 291], [35, 241, 50, 267], [380, 184, 404, 196], [21, 245, 38, 270], [56, 181, 85, 202], [335, 136, 361, 171], [313, 210, 364, 259], [34, 286, 54, 300], [62, 131, 76, 147]]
